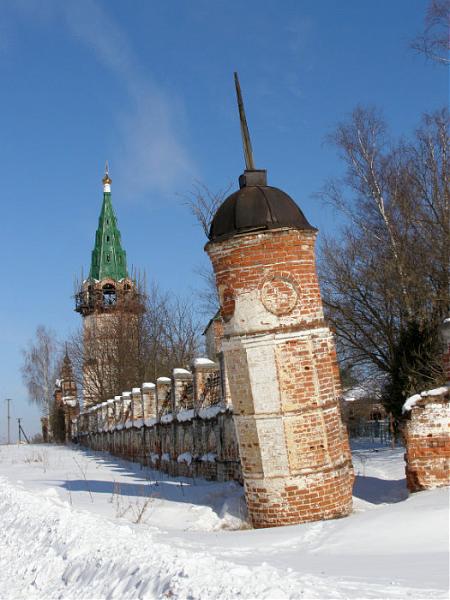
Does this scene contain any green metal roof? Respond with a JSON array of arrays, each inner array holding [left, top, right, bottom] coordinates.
[[89, 190, 128, 281]]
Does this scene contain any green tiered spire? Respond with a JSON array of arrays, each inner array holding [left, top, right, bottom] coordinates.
[[89, 165, 128, 281]]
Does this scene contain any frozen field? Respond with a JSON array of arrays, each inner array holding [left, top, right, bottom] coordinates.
[[0, 442, 448, 599]]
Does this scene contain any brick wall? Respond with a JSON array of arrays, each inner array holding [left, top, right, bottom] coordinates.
[[74, 359, 242, 483], [403, 388, 450, 492], [81, 412, 241, 483]]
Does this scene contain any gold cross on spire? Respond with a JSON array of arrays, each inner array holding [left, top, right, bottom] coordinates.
[[102, 160, 112, 185]]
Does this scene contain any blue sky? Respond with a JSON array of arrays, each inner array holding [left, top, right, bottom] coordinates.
[[0, 0, 446, 440]]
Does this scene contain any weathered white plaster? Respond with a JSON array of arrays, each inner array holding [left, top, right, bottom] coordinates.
[[256, 417, 289, 477], [246, 343, 281, 415]]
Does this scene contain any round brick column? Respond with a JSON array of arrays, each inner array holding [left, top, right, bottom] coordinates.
[[206, 227, 354, 528]]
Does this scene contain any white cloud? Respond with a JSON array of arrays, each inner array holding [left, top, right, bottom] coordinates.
[[118, 83, 195, 197], [10, 0, 196, 197], [62, 1, 136, 78]]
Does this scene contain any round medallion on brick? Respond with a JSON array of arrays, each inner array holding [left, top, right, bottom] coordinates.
[[260, 275, 299, 315]]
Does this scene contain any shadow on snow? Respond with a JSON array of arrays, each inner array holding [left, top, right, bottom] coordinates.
[[56, 445, 409, 512], [53, 446, 246, 520], [352, 475, 408, 504]]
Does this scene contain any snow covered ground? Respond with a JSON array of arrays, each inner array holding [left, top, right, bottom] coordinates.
[[0, 442, 448, 599]]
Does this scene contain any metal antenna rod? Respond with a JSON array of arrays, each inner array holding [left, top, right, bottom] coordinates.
[[234, 72, 255, 170]]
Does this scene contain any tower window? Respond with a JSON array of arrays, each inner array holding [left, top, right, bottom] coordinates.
[[106, 254, 111, 262], [106, 235, 110, 242], [102, 283, 116, 306]]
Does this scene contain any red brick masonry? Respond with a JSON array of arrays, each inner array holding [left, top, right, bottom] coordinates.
[[403, 388, 450, 492]]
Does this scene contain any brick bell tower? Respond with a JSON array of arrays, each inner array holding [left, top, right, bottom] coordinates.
[[205, 74, 354, 528], [75, 165, 141, 408]]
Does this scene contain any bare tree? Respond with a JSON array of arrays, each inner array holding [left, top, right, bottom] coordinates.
[[21, 325, 60, 417], [163, 296, 200, 367], [408, 109, 450, 316], [183, 181, 231, 237], [183, 181, 232, 316], [319, 106, 449, 416], [411, 0, 450, 65], [193, 263, 220, 316], [140, 282, 201, 377]]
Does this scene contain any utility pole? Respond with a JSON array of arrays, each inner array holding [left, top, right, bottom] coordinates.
[[5, 399, 12, 445], [17, 418, 30, 444]]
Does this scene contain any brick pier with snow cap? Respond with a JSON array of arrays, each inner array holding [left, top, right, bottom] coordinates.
[[403, 385, 450, 492], [204, 74, 354, 528]]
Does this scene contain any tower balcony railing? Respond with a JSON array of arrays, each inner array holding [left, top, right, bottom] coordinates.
[[74, 287, 145, 315]]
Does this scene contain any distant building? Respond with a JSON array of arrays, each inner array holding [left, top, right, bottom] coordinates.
[[340, 384, 387, 438]]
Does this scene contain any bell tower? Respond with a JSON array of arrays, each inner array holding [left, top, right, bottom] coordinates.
[[75, 165, 142, 408]]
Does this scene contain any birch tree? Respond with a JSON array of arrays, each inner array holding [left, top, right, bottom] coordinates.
[[411, 0, 450, 65], [319, 107, 449, 416], [21, 325, 59, 417]]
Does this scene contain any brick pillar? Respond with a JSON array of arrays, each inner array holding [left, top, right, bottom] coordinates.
[[78, 413, 83, 436], [403, 389, 450, 491], [122, 391, 132, 422], [206, 227, 354, 528], [156, 377, 172, 418], [93, 406, 99, 433], [113, 395, 121, 425], [71, 417, 78, 439], [86, 407, 92, 432], [96, 403, 102, 432], [131, 388, 143, 421], [192, 359, 219, 411], [441, 318, 450, 384], [98, 402, 107, 431], [142, 383, 156, 419], [173, 368, 193, 411], [83, 411, 89, 435], [106, 399, 114, 430]]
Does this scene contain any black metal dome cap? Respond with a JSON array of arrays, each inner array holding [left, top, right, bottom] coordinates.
[[209, 73, 316, 243], [208, 169, 316, 243]]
